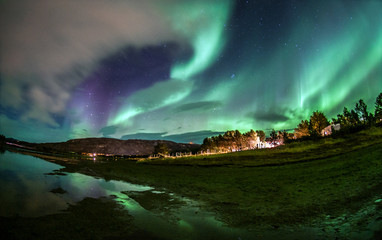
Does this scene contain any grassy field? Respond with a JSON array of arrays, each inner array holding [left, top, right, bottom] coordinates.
[[3, 126, 381, 239], [41, 127, 382, 231], [138, 127, 382, 166]]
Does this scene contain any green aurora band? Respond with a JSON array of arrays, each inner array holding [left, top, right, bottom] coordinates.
[[3, 1, 380, 142], [106, 0, 382, 138], [109, 0, 232, 127], [200, 1, 382, 132], [169, 0, 232, 80]]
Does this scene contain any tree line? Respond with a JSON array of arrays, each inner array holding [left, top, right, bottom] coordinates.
[[201, 92, 382, 150], [294, 92, 382, 139], [200, 129, 266, 152]]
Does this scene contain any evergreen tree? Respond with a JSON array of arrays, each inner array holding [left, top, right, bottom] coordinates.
[[375, 92, 382, 123], [234, 130, 243, 150], [309, 111, 330, 136], [343, 107, 352, 126], [201, 138, 212, 151], [350, 109, 360, 126], [355, 99, 371, 125], [278, 130, 289, 144], [0, 134, 5, 146], [154, 142, 169, 155], [294, 120, 309, 138], [270, 129, 277, 143], [217, 134, 225, 150], [256, 130, 266, 142], [244, 129, 258, 149]]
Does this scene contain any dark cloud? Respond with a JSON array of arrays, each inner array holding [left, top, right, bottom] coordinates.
[[120, 130, 224, 144], [174, 101, 222, 113], [162, 130, 225, 144], [99, 126, 118, 137], [121, 132, 167, 141], [250, 111, 290, 123], [0, 0, 182, 126]]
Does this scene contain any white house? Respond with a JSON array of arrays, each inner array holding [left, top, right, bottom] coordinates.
[[321, 123, 341, 136]]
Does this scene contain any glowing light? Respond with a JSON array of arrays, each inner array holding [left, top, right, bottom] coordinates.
[[110, 80, 193, 125], [168, 1, 232, 80]]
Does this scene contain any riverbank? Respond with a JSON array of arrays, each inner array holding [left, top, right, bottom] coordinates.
[[3, 127, 382, 239]]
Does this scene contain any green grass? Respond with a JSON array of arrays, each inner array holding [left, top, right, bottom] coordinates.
[[138, 127, 382, 166], [11, 127, 382, 229]]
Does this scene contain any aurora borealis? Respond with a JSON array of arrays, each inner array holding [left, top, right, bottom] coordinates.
[[1, 0, 381, 143]]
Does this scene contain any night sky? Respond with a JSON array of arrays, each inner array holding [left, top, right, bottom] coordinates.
[[1, 0, 381, 143]]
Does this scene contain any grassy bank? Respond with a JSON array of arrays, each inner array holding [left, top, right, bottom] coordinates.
[[36, 127, 382, 230], [138, 127, 382, 166]]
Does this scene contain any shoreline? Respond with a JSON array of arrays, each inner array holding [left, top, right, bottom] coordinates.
[[2, 128, 382, 238]]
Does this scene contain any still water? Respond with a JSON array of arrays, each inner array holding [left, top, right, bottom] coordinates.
[[0, 151, 254, 239]]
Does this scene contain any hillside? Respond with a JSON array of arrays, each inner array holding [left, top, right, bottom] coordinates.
[[32, 138, 199, 156]]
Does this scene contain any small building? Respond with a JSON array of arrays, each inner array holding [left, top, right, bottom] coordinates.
[[321, 124, 341, 136]]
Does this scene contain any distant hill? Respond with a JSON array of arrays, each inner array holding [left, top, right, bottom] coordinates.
[[33, 138, 200, 156]]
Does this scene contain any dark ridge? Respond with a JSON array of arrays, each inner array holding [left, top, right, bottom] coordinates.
[[34, 138, 199, 156]]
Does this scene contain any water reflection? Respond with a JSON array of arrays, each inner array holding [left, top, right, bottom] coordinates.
[[0, 151, 254, 239], [0, 151, 151, 217]]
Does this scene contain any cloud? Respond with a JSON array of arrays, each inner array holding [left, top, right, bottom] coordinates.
[[99, 126, 118, 137], [121, 130, 224, 144], [0, 0, 230, 127], [0, 114, 69, 143], [250, 111, 290, 123], [0, 0, 178, 76], [162, 130, 225, 144], [0, 0, 183, 125], [111, 79, 193, 125], [0, 0, 234, 142], [174, 101, 222, 113], [121, 132, 167, 141], [130, 80, 193, 110]]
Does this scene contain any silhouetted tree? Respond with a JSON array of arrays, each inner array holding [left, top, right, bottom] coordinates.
[[355, 99, 372, 125], [201, 138, 210, 151], [375, 93, 382, 123], [216, 134, 225, 150], [256, 130, 266, 142], [234, 130, 243, 150], [350, 109, 360, 126], [270, 129, 277, 144], [201, 129, 262, 152], [0, 134, 5, 145], [0, 134, 5, 154], [294, 120, 309, 138], [309, 111, 330, 136], [277, 130, 289, 144], [333, 107, 350, 127], [154, 142, 169, 156], [244, 129, 258, 149], [343, 107, 353, 126]]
